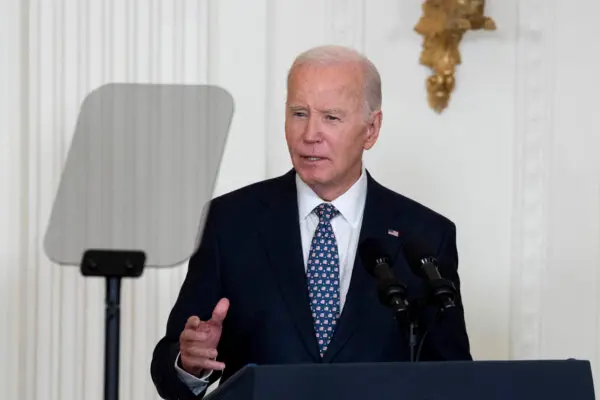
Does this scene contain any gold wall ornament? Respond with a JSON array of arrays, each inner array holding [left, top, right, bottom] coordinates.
[[414, 0, 496, 113]]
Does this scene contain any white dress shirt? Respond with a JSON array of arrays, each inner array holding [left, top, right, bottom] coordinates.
[[175, 167, 368, 394], [296, 167, 367, 310]]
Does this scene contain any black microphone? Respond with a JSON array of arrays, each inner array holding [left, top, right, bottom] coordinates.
[[403, 244, 457, 310], [358, 238, 409, 313]]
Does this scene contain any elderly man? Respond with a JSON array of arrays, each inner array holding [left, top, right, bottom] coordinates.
[[151, 45, 471, 400]]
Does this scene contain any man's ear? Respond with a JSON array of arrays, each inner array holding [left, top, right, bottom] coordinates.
[[364, 110, 382, 150]]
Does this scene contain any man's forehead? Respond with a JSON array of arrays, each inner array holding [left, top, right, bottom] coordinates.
[[287, 86, 362, 111], [291, 62, 362, 81], [288, 67, 362, 100], [290, 82, 357, 97]]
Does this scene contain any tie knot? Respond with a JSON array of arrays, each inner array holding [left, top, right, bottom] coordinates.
[[313, 203, 339, 222]]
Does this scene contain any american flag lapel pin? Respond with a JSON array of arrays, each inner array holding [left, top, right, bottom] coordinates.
[[387, 229, 399, 237]]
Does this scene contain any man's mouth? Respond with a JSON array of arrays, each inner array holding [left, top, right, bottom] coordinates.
[[301, 156, 326, 161]]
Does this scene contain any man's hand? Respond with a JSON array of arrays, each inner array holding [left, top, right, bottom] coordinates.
[[179, 298, 229, 377]]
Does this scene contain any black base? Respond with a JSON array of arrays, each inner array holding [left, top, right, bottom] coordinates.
[[81, 249, 146, 400]]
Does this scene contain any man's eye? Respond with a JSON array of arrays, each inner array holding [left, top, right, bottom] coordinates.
[[293, 112, 307, 117], [325, 115, 339, 121]]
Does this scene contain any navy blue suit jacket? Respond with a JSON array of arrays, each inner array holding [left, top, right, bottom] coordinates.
[[151, 170, 471, 399]]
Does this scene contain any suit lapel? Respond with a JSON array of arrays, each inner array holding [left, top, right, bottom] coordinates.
[[257, 171, 321, 361], [322, 172, 404, 362]]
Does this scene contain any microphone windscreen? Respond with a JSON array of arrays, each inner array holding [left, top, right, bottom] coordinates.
[[401, 237, 434, 278], [358, 238, 390, 276]]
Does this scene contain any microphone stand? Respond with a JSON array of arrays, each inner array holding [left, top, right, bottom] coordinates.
[[381, 284, 419, 362], [413, 278, 458, 362], [392, 302, 418, 363], [409, 318, 418, 362]]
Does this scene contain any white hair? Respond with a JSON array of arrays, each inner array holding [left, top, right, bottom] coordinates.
[[287, 45, 382, 118]]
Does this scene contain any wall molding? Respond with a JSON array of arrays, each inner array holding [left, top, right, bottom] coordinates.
[[510, 0, 556, 360]]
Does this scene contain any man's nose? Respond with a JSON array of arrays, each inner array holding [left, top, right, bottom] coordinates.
[[302, 115, 323, 143]]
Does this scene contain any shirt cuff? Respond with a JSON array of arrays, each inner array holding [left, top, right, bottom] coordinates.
[[174, 352, 213, 395]]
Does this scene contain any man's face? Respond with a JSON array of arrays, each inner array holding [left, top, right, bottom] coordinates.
[[285, 62, 381, 200]]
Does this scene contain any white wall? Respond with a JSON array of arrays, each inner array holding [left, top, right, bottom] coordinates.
[[1, 1, 600, 399]]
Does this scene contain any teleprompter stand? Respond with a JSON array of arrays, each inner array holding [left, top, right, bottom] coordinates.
[[42, 83, 235, 400], [80, 249, 146, 400]]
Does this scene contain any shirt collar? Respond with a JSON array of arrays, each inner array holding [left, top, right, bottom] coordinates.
[[296, 165, 367, 228]]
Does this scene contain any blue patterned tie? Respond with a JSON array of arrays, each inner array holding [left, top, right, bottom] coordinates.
[[306, 203, 341, 357]]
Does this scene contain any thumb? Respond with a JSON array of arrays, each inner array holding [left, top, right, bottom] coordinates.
[[185, 316, 201, 330], [210, 298, 230, 326]]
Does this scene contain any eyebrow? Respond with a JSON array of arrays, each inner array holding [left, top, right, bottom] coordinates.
[[287, 105, 348, 117], [318, 108, 346, 117]]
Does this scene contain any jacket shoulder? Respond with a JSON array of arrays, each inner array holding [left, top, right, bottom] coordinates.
[[212, 172, 290, 206], [373, 178, 455, 231], [201, 171, 293, 226]]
